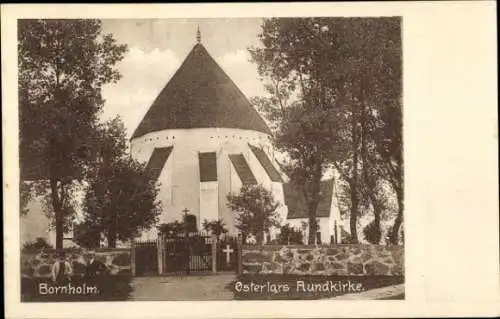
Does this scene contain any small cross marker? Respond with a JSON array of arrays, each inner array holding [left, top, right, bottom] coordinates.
[[223, 244, 234, 264]]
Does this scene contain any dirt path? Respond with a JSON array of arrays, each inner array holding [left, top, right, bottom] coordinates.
[[129, 273, 236, 301]]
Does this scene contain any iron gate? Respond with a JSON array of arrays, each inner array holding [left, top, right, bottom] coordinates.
[[162, 233, 214, 274], [134, 240, 158, 276]]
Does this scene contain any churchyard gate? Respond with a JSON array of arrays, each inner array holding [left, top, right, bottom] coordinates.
[[132, 233, 241, 276], [133, 239, 158, 276]]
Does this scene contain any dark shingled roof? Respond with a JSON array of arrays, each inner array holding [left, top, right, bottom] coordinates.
[[229, 154, 257, 185], [283, 180, 334, 219], [145, 147, 173, 180], [131, 43, 271, 139], [199, 152, 217, 182], [248, 144, 283, 182]]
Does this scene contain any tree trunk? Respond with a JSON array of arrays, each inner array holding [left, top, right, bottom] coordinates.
[[361, 109, 381, 244], [388, 187, 404, 245], [256, 231, 264, 245], [108, 230, 117, 248], [306, 164, 322, 246], [108, 212, 118, 248], [349, 188, 358, 243], [372, 203, 382, 244], [50, 179, 64, 249], [308, 200, 320, 245], [349, 112, 360, 244]]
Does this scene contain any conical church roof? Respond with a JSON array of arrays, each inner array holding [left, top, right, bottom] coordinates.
[[131, 42, 271, 139]]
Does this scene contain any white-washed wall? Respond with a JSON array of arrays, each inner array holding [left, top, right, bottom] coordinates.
[[130, 127, 285, 236]]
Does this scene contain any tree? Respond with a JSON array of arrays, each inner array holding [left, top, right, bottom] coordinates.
[[158, 221, 184, 238], [226, 184, 280, 245], [18, 19, 127, 248], [77, 117, 161, 248], [250, 18, 348, 245], [250, 17, 402, 244], [22, 237, 53, 251], [202, 219, 228, 240], [80, 157, 161, 248], [20, 182, 34, 216], [371, 101, 403, 245]]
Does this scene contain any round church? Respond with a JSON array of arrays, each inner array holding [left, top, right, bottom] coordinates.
[[130, 32, 288, 240]]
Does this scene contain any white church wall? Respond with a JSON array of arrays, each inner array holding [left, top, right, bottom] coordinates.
[[288, 217, 332, 245], [130, 127, 271, 157], [272, 182, 287, 221], [329, 180, 343, 244], [199, 181, 219, 227], [156, 149, 175, 224], [216, 147, 233, 233], [226, 153, 243, 234], [21, 197, 53, 246], [318, 216, 333, 244], [130, 127, 277, 236], [247, 149, 272, 190], [170, 139, 201, 224]]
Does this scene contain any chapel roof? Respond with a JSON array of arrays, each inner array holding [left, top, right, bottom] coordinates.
[[131, 42, 271, 140]]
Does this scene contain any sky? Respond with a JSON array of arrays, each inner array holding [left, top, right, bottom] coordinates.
[[100, 18, 268, 138]]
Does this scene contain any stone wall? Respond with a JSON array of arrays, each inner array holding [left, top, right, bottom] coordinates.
[[21, 248, 131, 279], [241, 245, 404, 276]]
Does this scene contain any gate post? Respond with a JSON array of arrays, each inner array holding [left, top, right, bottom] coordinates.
[[157, 234, 163, 275], [237, 236, 243, 275], [131, 241, 136, 276], [211, 234, 217, 273]]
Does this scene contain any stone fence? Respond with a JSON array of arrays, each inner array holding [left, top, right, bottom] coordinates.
[[241, 244, 404, 276], [21, 248, 132, 279]]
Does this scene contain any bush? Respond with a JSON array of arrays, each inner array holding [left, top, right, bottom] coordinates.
[[202, 219, 228, 239], [22, 237, 53, 251], [73, 221, 101, 248], [363, 220, 382, 244], [277, 224, 304, 245], [183, 214, 198, 233], [158, 221, 184, 237]]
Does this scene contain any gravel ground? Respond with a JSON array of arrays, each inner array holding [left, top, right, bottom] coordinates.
[[129, 273, 236, 301]]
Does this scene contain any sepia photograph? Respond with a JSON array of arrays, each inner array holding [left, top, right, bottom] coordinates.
[[18, 17, 404, 302], [4, 2, 498, 318]]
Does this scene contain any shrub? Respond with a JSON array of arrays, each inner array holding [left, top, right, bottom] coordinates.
[[363, 220, 382, 244], [22, 237, 53, 251], [158, 221, 184, 237], [227, 184, 280, 245], [158, 214, 198, 237], [183, 214, 198, 233], [73, 222, 101, 248], [202, 219, 228, 239], [278, 224, 304, 245]]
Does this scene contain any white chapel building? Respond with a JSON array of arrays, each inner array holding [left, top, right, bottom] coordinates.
[[130, 34, 289, 240]]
